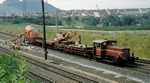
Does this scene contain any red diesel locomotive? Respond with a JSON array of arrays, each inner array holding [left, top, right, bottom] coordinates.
[[93, 40, 138, 63]]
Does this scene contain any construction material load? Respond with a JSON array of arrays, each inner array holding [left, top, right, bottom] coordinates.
[[25, 25, 40, 38], [56, 31, 81, 44], [23, 25, 41, 44]]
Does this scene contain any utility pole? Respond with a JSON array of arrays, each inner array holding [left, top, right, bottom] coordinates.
[[41, 0, 47, 60], [55, 10, 58, 34], [23, 0, 27, 16]]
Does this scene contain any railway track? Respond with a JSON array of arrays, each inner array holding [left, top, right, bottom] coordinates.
[[0, 31, 16, 37], [0, 45, 99, 83], [132, 59, 150, 74], [137, 59, 150, 64], [125, 64, 150, 75], [0, 46, 55, 83], [20, 51, 99, 83], [26, 70, 55, 83]]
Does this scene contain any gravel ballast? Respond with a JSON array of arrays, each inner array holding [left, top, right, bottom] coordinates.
[[25, 46, 148, 83]]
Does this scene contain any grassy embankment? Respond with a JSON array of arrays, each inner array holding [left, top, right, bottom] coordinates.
[[0, 24, 150, 59]]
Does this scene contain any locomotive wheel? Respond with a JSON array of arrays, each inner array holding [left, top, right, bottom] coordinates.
[[62, 49, 66, 52], [96, 58, 102, 62], [117, 58, 125, 65], [129, 58, 135, 64], [112, 58, 118, 63], [86, 54, 92, 58], [69, 51, 72, 54], [92, 55, 96, 59], [112, 59, 116, 63], [51, 44, 55, 50]]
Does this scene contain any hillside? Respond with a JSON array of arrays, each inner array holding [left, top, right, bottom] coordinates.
[[0, 0, 59, 13]]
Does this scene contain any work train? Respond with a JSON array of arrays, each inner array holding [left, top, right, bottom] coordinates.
[[23, 25, 138, 64]]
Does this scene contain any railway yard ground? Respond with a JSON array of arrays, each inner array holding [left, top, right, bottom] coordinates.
[[0, 32, 150, 83], [0, 43, 142, 83]]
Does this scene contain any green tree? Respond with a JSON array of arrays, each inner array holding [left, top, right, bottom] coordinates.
[[121, 15, 137, 26], [0, 51, 37, 83], [103, 14, 121, 26], [82, 16, 98, 26], [74, 16, 79, 21], [65, 16, 72, 25]]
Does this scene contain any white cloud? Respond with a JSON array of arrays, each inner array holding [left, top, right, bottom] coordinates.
[[0, 0, 150, 10], [48, 0, 150, 10], [0, 0, 3, 4]]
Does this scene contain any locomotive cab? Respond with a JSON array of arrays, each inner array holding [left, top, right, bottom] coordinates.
[[93, 40, 109, 59]]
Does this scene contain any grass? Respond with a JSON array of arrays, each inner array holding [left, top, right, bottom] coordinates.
[[0, 24, 150, 59]]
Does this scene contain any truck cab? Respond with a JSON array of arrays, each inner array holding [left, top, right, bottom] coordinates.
[[24, 26, 41, 43], [29, 29, 40, 38]]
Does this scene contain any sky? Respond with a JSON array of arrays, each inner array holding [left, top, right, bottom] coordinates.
[[0, 0, 150, 10]]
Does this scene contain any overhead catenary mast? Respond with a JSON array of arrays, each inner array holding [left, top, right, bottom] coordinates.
[[23, 0, 27, 16], [55, 10, 58, 34]]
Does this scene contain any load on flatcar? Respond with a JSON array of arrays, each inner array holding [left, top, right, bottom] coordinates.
[[23, 26, 41, 43]]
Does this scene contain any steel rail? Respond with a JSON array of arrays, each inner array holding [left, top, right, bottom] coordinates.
[[20, 52, 99, 83]]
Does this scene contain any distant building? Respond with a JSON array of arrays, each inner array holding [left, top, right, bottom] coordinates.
[[125, 8, 140, 15], [139, 8, 149, 14], [80, 13, 87, 16], [93, 12, 100, 17], [99, 9, 108, 17], [107, 9, 119, 15]]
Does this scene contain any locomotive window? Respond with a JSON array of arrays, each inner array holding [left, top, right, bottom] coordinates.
[[95, 43, 100, 48], [112, 42, 116, 46], [103, 42, 106, 46], [124, 49, 130, 57]]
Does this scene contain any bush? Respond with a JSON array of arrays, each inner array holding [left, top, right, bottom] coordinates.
[[0, 51, 37, 83]]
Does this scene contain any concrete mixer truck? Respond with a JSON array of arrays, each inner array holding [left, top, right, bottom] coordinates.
[[22, 26, 41, 44]]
